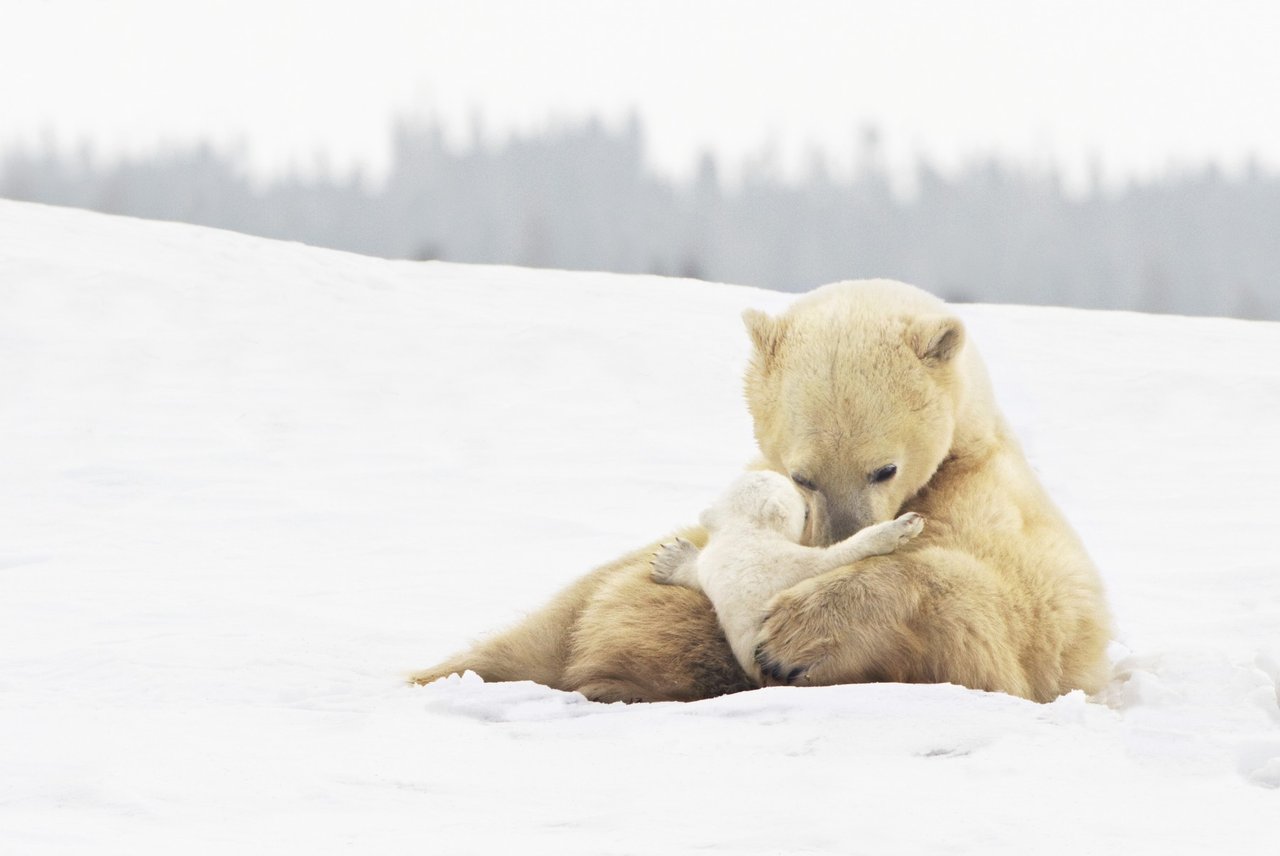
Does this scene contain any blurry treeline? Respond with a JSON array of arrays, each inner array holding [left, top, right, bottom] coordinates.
[[4, 117, 1278, 319]]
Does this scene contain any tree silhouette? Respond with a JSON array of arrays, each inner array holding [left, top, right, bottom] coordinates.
[[3, 116, 1277, 320]]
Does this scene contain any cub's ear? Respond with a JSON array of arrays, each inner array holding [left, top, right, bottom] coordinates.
[[908, 315, 965, 366], [743, 309, 788, 365], [759, 495, 792, 531]]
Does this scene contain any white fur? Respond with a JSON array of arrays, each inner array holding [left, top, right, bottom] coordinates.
[[651, 471, 923, 682]]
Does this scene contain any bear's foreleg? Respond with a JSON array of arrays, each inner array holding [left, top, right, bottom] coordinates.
[[753, 546, 1033, 699]]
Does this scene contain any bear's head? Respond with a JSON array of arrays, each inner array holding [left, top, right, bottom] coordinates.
[[699, 471, 808, 543], [742, 280, 974, 545]]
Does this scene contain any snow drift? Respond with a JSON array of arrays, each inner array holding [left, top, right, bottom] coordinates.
[[1, 199, 1277, 854]]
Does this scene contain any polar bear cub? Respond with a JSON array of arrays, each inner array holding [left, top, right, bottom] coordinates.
[[650, 470, 924, 683]]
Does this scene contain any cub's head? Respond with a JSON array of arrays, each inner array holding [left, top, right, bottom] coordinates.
[[742, 281, 968, 544], [700, 471, 808, 542]]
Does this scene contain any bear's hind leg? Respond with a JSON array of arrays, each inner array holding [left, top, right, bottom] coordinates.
[[564, 553, 753, 703], [408, 549, 623, 689]]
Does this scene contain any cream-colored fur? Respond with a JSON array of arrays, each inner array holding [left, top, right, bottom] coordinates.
[[650, 470, 924, 684], [410, 279, 1112, 703]]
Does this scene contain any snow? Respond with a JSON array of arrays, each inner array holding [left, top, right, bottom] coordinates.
[[1, 198, 1277, 854]]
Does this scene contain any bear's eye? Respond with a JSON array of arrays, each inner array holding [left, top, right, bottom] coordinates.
[[871, 464, 898, 484], [790, 473, 817, 492]]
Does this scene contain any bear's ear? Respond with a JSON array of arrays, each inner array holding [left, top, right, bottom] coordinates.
[[743, 309, 787, 365], [908, 315, 965, 366]]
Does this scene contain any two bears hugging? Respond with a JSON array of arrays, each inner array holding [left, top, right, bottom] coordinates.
[[412, 280, 1112, 704]]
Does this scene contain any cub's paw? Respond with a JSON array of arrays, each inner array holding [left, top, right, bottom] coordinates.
[[752, 580, 843, 686], [649, 537, 698, 585], [860, 512, 925, 555]]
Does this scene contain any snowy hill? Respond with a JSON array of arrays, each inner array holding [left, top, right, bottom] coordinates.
[[1, 199, 1277, 854]]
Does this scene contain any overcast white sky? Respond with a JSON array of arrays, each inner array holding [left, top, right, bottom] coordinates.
[[4, 0, 1278, 191]]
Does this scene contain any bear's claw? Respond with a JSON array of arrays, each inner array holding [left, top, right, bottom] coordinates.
[[754, 645, 807, 685]]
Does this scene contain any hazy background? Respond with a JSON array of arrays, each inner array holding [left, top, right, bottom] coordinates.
[[4, 0, 1278, 318]]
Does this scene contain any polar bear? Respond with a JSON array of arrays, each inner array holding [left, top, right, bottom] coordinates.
[[650, 470, 924, 683], [410, 279, 1112, 703]]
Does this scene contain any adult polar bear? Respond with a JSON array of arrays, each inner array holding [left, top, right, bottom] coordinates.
[[411, 280, 1112, 703]]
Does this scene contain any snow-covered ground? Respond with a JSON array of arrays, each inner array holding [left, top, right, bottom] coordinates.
[[2, 199, 1277, 854]]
